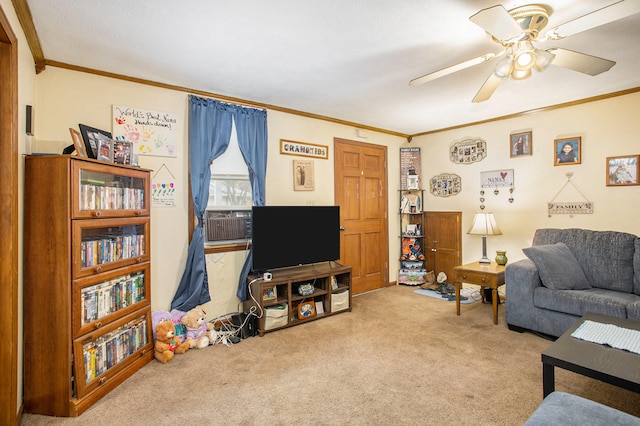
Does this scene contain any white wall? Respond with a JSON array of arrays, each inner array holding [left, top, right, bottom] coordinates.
[[411, 92, 640, 266], [32, 66, 640, 319], [33, 67, 405, 318], [34, 67, 191, 312]]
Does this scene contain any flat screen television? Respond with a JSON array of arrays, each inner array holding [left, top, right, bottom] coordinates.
[[251, 205, 341, 272]]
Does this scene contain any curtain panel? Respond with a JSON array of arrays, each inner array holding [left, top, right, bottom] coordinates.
[[234, 106, 268, 301], [171, 95, 267, 311]]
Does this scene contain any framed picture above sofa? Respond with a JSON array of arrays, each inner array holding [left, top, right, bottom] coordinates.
[[606, 155, 639, 186], [554, 137, 581, 166]]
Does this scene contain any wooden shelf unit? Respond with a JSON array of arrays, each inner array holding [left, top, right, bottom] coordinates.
[[399, 189, 426, 285], [23, 155, 153, 417], [244, 262, 352, 336]]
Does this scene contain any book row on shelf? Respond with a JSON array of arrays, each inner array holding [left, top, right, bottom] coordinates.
[[80, 234, 145, 268], [81, 271, 146, 325], [81, 315, 148, 383], [80, 184, 144, 211]]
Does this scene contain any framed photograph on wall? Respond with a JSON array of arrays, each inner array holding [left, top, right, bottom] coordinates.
[[606, 155, 639, 186], [554, 137, 581, 165], [510, 131, 532, 157], [79, 124, 112, 160], [293, 159, 315, 191]]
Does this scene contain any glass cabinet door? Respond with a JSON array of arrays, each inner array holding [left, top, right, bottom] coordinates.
[[72, 161, 150, 219], [72, 217, 150, 278], [72, 263, 151, 337], [73, 308, 152, 398]]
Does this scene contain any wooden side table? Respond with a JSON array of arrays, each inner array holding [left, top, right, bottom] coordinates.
[[453, 262, 506, 325]]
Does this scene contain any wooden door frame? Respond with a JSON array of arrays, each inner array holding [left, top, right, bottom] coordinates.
[[334, 138, 389, 292], [0, 4, 19, 425]]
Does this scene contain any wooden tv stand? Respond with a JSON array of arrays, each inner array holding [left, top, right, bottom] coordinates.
[[244, 262, 352, 336]]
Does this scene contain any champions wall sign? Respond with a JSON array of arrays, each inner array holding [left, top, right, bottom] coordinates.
[[280, 139, 329, 160]]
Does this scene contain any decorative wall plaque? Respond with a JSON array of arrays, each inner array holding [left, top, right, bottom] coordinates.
[[547, 202, 593, 215], [450, 138, 486, 164], [480, 169, 514, 188], [548, 173, 593, 215], [429, 173, 461, 197]]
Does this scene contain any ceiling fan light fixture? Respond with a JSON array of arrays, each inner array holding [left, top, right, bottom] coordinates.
[[513, 41, 536, 70], [493, 51, 514, 78], [511, 67, 532, 80], [533, 48, 555, 72]]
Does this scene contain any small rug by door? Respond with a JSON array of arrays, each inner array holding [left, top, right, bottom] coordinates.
[[414, 288, 481, 304]]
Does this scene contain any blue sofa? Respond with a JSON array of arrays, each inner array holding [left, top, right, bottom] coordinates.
[[506, 228, 640, 337]]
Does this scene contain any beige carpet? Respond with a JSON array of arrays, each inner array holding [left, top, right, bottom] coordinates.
[[20, 285, 640, 425]]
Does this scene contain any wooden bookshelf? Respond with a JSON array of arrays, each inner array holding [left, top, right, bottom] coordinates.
[[23, 155, 153, 417]]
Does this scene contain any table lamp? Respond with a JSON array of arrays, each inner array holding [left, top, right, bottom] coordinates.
[[467, 212, 502, 264]]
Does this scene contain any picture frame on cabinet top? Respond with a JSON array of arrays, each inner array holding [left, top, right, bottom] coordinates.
[[69, 128, 87, 157], [79, 124, 112, 160], [96, 133, 114, 163]]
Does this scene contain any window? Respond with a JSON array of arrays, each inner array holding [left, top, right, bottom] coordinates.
[[204, 125, 252, 247]]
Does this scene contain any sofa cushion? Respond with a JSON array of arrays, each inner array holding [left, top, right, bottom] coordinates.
[[525, 391, 640, 426], [534, 287, 637, 318], [634, 238, 640, 295], [627, 298, 640, 320], [523, 243, 591, 290], [532, 228, 636, 293]]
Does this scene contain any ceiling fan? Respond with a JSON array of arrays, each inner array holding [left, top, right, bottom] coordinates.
[[410, 0, 640, 103]]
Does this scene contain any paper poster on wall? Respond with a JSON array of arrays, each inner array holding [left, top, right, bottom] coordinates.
[[400, 147, 422, 190], [152, 164, 177, 207], [112, 105, 178, 157]]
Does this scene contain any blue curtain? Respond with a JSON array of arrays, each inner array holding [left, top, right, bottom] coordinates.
[[234, 106, 268, 301], [171, 95, 234, 311]]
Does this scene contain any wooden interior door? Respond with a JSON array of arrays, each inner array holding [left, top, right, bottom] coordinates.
[[334, 138, 388, 294], [0, 7, 18, 425], [424, 212, 461, 283]]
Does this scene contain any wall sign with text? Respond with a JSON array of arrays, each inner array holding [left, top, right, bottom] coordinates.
[[112, 105, 178, 157], [280, 139, 328, 159], [480, 169, 514, 188]]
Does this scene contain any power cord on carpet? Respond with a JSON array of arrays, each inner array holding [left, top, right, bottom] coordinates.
[[206, 277, 263, 346]]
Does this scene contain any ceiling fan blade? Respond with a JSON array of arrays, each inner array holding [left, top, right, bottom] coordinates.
[[409, 54, 495, 86], [472, 73, 503, 103], [548, 48, 616, 75], [470, 5, 524, 42], [545, 0, 640, 40]]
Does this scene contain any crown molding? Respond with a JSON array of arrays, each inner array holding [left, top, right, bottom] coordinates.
[[11, 0, 640, 140]]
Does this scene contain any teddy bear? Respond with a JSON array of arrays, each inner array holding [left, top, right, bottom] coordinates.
[[154, 320, 190, 363], [181, 307, 212, 349]]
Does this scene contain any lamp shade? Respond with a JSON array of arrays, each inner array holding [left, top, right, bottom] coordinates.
[[467, 213, 502, 236]]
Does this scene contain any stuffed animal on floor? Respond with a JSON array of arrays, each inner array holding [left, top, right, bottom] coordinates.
[[154, 320, 190, 363], [181, 307, 211, 349]]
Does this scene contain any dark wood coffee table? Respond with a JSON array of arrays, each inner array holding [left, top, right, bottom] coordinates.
[[541, 312, 640, 398]]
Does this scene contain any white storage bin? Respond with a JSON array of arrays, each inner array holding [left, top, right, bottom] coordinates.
[[331, 290, 350, 312], [264, 304, 288, 330]]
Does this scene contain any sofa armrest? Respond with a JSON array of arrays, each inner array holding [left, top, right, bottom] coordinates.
[[505, 258, 542, 328], [506, 258, 542, 295]]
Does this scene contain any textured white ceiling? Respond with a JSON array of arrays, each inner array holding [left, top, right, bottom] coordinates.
[[26, 0, 640, 135]]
